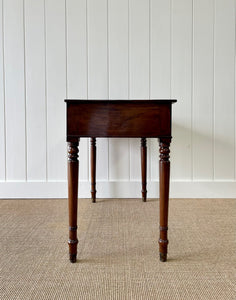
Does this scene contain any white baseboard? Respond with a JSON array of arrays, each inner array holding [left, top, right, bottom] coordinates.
[[0, 180, 236, 199]]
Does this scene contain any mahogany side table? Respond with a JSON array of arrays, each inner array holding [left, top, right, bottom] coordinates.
[[65, 99, 177, 263]]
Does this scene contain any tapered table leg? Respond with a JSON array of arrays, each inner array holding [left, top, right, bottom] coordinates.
[[158, 137, 171, 262], [67, 139, 79, 263], [141, 138, 147, 202], [91, 138, 96, 203]]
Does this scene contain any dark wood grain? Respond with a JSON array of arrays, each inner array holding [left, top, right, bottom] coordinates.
[[66, 100, 176, 139], [65, 99, 176, 263], [90, 138, 96, 203], [158, 137, 171, 262], [141, 138, 147, 202], [67, 140, 79, 263]]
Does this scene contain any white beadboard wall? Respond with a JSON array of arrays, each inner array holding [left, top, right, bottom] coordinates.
[[0, 0, 236, 198]]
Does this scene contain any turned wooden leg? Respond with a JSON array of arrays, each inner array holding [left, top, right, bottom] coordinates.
[[67, 139, 79, 263], [141, 138, 147, 202], [158, 137, 171, 262], [90, 138, 96, 203]]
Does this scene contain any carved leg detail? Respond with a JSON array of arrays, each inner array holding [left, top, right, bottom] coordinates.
[[91, 138, 96, 203], [158, 137, 171, 262], [141, 138, 147, 202], [67, 140, 79, 263]]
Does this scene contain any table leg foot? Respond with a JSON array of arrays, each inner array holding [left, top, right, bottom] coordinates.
[[68, 237, 78, 263], [160, 253, 167, 262], [69, 253, 77, 263], [91, 190, 96, 203]]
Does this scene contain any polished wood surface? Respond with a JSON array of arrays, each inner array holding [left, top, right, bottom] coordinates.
[[65, 100, 173, 138], [159, 137, 171, 262], [67, 141, 79, 263], [90, 138, 96, 203], [141, 138, 147, 202], [65, 99, 176, 263]]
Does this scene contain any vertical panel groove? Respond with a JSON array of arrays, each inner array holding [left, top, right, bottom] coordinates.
[[65, 0, 68, 99], [148, 0, 151, 100], [191, 0, 194, 180], [107, 0, 109, 100], [192, 0, 195, 180], [148, 0, 151, 181], [43, 0, 48, 181], [192, 0, 214, 180], [128, 0, 130, 101], [86, 0, 89, 181], [107, 0, 109, 181], [1, 0, 6, 180], [86, 0, 88, 100], [170, 0, 172, 99], [235, 0, 236, 180], [212, 0, 215, 180], [128, 0, 131, 181], [23, 0, 27, 181], [170, 0, 172, 180], [4, 0, 27, 180], [214, 0, 235, 179], [169, 0, 172, 182], [46, 0, 67, 180]]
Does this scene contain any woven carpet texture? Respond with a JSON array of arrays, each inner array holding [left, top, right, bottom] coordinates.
[[0, 198, 235, 300]]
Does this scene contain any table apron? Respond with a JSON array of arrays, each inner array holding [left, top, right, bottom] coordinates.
[[66, 102, 172, 139]]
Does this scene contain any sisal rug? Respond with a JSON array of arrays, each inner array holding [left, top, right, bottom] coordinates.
[[0, 198, 235, 299]]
